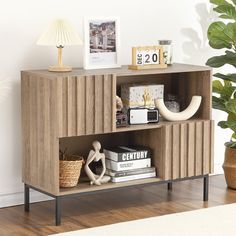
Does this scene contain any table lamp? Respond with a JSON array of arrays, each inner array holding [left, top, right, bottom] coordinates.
[[37, 19, 83, 72]]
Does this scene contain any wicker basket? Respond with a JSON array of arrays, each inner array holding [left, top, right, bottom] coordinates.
[[59, 156, 84, 188]]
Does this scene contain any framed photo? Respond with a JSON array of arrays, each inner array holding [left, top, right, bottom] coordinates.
[[83, 17, 120, 69]]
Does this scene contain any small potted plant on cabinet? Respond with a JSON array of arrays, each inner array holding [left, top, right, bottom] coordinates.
[[206, 0, 236, 189]]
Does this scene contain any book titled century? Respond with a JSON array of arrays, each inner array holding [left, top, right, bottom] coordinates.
[[104, 146, 150, 162]]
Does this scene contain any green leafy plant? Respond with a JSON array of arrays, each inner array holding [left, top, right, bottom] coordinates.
[[206, 0, 236, 148]]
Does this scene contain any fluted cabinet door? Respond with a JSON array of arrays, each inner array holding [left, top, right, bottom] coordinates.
[[58, 74, 116, 137], [162, 120, 214, 180]]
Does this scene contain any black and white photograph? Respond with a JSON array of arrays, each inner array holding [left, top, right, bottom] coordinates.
[[84, 17, 120, 69]]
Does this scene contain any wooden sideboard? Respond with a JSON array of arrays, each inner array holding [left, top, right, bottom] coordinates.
[[21, 63, 214, 225]]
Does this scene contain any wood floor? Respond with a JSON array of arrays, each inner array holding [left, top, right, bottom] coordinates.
[[0, 175, 236, 236]]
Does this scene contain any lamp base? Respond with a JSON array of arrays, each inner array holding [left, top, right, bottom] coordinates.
[[48, 65, 72, 72]]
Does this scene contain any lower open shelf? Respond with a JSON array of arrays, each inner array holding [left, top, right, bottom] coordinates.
[[59, 177, 162, 196]]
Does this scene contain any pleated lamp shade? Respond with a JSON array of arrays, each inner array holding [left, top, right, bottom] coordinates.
[[37, 19, 83, 46], [37, 19, 82, 72]]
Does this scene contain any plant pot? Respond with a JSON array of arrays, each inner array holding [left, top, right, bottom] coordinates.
[[223, 147, 236, 189], [59, 156, 84, 188]]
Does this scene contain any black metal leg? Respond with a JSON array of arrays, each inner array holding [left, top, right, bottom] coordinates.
[[55, 197, 61, 226], [23, 175, 210, 226], [203, 175, 209, 201], [24, 184, 30, 212], [167, 182, 172, 190]]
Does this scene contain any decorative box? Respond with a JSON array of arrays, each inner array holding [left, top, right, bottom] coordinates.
[[121, 84, 164, 109]]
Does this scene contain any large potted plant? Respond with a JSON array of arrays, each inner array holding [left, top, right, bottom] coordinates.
[[206, 0, 236, 189]]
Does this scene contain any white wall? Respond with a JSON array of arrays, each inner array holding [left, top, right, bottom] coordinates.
[[0, 0, 230, 207]]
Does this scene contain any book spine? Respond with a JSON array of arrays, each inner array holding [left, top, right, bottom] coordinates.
[[106, 167, 156, 177], [105, 158, 151, 171], [103, 150, 118, 162], [111, 171, 156, 183]]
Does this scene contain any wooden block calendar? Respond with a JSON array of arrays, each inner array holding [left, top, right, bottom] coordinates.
[[128, 46, 167, 70]]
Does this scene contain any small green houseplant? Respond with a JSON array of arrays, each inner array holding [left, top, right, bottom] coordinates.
[[206, 0, 236, 188]]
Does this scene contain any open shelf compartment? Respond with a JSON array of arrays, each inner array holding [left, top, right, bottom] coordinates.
[[59, 119, 214, 195]]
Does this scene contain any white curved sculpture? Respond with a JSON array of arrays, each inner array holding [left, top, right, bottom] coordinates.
[[155, 96, 202, 121]]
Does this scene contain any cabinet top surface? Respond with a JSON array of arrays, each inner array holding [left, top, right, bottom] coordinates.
[[22, 63, 211, 77]]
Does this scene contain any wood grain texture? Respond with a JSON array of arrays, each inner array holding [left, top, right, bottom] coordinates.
[[163, 125, 172, 180], [60, 178, 162, 195], [85, 75, 95, 135], [180, 124, 187, 178], [132, 128, 164, 181], [76, 76, 86, 135], [21, 72, 116, 195], [53, 74, 116, 137], [187, 122, 195, 177], [94, 75, 104, 134], [172, 124, 180, 179], [162, 120, 214, 180], [67, 76, 77, 136], [203, 121, 210, 174], [23, 63, 211, 78], [179, 71, 212, 120], [21, 73, 59, 195], [210, 121, 215, 173]]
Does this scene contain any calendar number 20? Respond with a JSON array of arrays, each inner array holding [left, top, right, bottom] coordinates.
[[136, 51, 159, 65], [145, 53, 158, 64]]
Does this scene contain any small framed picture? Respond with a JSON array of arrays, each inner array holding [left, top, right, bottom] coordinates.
[[83, 17, 121, 69]]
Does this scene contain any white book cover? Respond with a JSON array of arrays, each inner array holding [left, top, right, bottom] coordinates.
[[104, 146, 150, 162], [111, 171, 156, 183], [105, 158, 151, 171]]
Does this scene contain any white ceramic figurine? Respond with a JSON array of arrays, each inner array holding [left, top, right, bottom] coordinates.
[[85, 141, 111, 186]]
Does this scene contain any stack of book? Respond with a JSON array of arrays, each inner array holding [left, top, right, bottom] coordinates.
[[102, 146, 156, 183]]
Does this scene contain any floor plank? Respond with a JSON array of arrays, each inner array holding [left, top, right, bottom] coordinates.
[[0, 175, 235, 235]]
